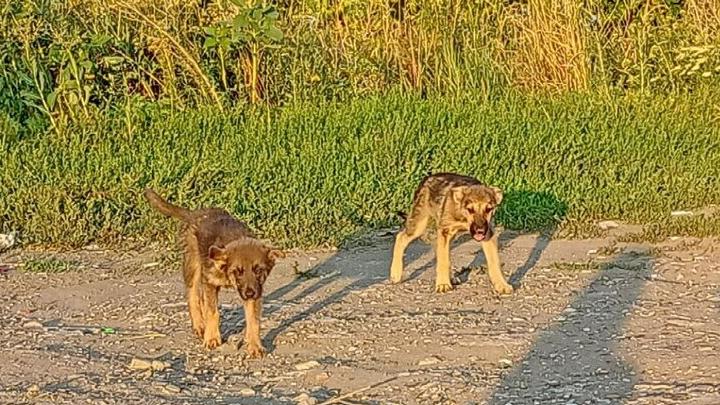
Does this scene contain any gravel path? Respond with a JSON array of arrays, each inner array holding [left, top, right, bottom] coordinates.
[[1, 232, 718, 404]]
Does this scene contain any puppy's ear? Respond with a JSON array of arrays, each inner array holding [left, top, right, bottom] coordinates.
[[268, 248, 285, 261], [450, 186, 467, 204], [490, 186, 503, 205], [207, 245, 228, 264]]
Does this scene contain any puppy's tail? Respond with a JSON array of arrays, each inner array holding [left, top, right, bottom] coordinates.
[[144, 188, 194, 224]]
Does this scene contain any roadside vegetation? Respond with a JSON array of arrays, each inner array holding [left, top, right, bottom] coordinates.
[[1, 0, 719, 248]]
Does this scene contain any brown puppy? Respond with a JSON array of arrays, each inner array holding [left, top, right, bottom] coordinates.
[[389, 173, 513, 294], [144, 189, 282, 357]]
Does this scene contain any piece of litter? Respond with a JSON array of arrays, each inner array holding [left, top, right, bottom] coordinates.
[[597, 220, 619, 230], [294, 360, 321, 371], [418, 356, 442, 366], [129, 358, 153, 370], [671, 210, 693, 217], [23, 321, 44, 329], [151, 360, 171, 371], [0, 232, 16, 251], [239, 388, 256, 396]]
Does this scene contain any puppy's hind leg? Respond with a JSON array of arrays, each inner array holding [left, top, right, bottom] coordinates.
[[183, 241, 205, 340], [390, 204, 429, 284]]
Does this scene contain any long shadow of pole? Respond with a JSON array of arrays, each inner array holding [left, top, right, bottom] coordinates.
[[489, 250, 653, 404]]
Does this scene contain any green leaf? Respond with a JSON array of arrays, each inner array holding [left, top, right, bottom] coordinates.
[[102, 56, 124, 65], [203, 36, 218, 49], [263, 7, 279, 20], [265, 26, 284, 41], [229, 0, 245, 7], [90, 33, 111, 47], [46, 91, 57, 110], [233, 13, 249, 29]]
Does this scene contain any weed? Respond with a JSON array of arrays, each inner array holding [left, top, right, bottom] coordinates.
[[292, 261, 322, 280], [549, 261, 602, 273], [21, 258, 79, 273]]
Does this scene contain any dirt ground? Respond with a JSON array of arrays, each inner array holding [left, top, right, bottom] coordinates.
[[1, 230, 719, 405]]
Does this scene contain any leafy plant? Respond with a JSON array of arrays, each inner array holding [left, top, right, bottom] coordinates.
[[203, 1, 284, 103]]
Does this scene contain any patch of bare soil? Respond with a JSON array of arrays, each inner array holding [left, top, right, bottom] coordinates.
[[1, 232, 719, 404]]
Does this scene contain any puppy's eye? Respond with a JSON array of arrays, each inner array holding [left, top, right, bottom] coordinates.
[[467, 207, 475, 214]]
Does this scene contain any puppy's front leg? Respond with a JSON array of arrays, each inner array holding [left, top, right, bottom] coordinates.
[[435, 230, 453, 293], [243, 298, 265, 358], [201, 284, 222, 349], [481, 235, 513, 295]]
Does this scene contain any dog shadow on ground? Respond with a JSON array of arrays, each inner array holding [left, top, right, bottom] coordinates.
[[452, 189, 566, 287], [258, 238, 431, 352], [488, 249, 653, 403], [248, 190, 568, 352]]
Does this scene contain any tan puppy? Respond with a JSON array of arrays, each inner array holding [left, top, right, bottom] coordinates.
[[144, 189, 282, 357], [389, 173, 513, 294]]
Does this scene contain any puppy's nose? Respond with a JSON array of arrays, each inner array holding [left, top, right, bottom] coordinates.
[[472, 231, 486, 241], [242, 288, 256, 299]]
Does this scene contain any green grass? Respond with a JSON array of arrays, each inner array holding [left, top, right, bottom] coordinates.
[[2, 89, 720, 248], [21, 258, 79, 273], [548, 261, 602, 273]]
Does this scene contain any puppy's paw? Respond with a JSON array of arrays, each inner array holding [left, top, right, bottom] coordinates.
[[245, 343, 266, 359], [203, 337, 221, 350], [435, 283, 453, 293], [389, 268, 403, 284], [493, 282, 514, 296]]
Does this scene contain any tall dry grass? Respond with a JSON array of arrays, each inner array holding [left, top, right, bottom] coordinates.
[[505, 0, 590, 92], [1, 0, 719, 124]]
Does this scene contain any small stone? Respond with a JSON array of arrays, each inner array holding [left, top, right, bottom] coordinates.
[[161, 384, 182, 394], [313, 371, 331, 383], [597, 221, 619, 230], [295, 360, 321, 371], [129, 358, 153, 370], [293, 393, 318, 405], [23, 321, 44, 329], [219, 340, 240, 353], [418, 356, 442, 366], [26, 384, 40, 397], [671, 210, 693, 217], [499, 359, 513, 368], [239, 387, 256, 397]]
